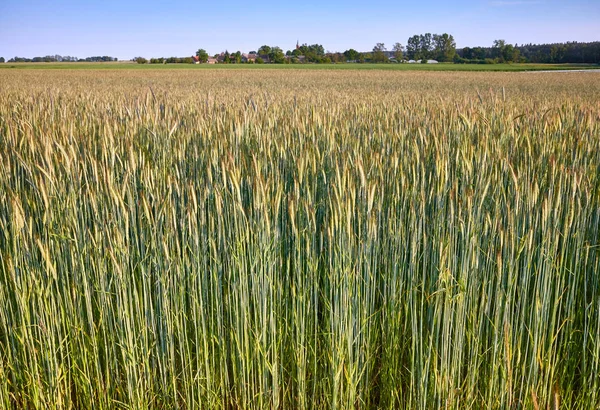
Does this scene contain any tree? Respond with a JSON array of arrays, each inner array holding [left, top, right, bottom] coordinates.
[[462, 47, 473, 60], [297, 44, 325, 62], [493, 39, 507, 61], [406, 35, 420, 59], [372, 43, 387, 63], [234, 51, 242, 64], [433, 33, 456, 62], [472, 47, 487, 60], [502, 44, 514, 62], [0, 57, 4, 63], [135, 57, 148, 64], [550, 45, 566, 63], [419, 33, 433, 59], [195, 49, 209, 63], [269, 47, 285, 64], [258, 45, 271, 55], [392, 42, 404, 61], [328, 52, 344, 63], [344, 49, 359, 61]]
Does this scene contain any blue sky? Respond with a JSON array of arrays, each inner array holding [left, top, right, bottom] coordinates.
[[0, 0, 598, 59]]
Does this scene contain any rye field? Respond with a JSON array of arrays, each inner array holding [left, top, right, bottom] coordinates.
[[0, 68, 599, 409]]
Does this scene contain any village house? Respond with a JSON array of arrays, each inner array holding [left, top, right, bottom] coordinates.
[[192, 55, 218, 64], [242, 53, 257, 63]]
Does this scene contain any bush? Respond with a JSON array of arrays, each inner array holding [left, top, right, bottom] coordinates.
[[255, 57, 264, 64], [453, 55, 466, 64], [135, 57, 148, 64]]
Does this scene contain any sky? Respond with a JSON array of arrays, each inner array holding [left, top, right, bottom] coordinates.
[[0, 0, 598, 60]]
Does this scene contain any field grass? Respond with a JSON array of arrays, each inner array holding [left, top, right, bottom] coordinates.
[[1, 68, 599, 409], [1, 61, 598, 71]]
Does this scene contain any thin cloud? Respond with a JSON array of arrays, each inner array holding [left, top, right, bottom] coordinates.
[[490, 1, 542, 5]]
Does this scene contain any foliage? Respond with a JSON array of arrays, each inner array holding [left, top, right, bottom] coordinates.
[[406, 35, 420, 60], [7, 55, 117, 63], [196, 49, 209, 63], [433, 33, 456, 62], [258, 45, 271, 55], [297, 44, 325, 63], [407, 33, 455, 61], [492, 39, 519, 63], [392, 42, 404, 61], [372, 43, 387, 63], [152, 56, 196, 64], [458, 41, 600, 64], [344, 49, 360, 62], [268, 47, 285, 64]]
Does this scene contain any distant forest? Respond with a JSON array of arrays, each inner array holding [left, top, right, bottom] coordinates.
[[4, 56, 117, 63], [456, 41, 600, 64]]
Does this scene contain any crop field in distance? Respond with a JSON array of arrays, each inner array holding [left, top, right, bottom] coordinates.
[[0, 68, 599, 409]]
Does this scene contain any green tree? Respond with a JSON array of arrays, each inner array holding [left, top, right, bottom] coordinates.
[[419, 33, 433, 59], [462, 47, 473, 60], [392, 42, 404, 61], [297, 44, 325, 62], [433, 33, 456, 62], [372, 43, 387, 63], [258, 45, 271, 55], [0, 57, 4, 63], [550, 45, 566, 63], [493, 39, 507, 61], [406, 35, 420, 59], [343, 49, 359, 61], [135, 57, 148, 64], [502, 44, 514, 62], [269, 47, 285, 64], [195, 49, 209, 63], [473, 47, 487, 60]]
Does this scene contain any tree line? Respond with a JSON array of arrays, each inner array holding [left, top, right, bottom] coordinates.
[[186, 34, 457, 64], [457, 41, 600, 64], [3, 55, 118, 63], [4, 40, 598, 66]]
